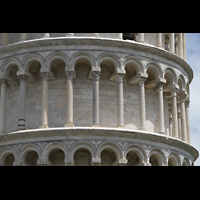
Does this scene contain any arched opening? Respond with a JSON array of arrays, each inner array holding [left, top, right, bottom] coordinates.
[[168, 157, 177, 166], [49, 149, 65, 166], [74, 58, 93, 127], [149, 154, 162, 166], [100, 149, 117, 166], [123, 33, 137, 41], [4, 154, 15, 166], [99, 59, 117, 128], [74, 148, 92, 166], [24, 151, 39, 166], [126, 151, 141, 166]]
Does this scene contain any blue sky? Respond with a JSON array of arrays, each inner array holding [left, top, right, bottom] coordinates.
[[186, 33, 200, 166]]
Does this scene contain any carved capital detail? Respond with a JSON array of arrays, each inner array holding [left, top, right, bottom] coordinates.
[[156, 81, 165, 88], [92, 71, 101, 81], [117, 74, 124, 83], [66, 71, 74, 80], [41, 72, 50, 80], [0, 79, 9, 86], [17, 75, 29, 82]]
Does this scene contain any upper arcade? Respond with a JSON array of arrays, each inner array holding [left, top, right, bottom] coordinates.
[[0, 33, 186, 60]]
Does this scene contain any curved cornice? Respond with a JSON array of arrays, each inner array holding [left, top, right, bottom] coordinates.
[[0, 37, 193, 83], [0, 127, 198, 161]]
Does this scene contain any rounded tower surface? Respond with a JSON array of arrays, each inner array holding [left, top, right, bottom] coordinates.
[[0, 33, 198, 166]]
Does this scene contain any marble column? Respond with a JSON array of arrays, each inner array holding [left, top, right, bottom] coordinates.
[[65, 33, 74, 37], [116, 33, 123, 39], [185, 100, 191, 144], [91, 33, 99, 37], [117, 74, 124, 127], [156, 82, 165, 134], [169, 33, 175, 54], [2, 33, 9, 45], [42, 33, 50, 38], [92, 71, 101, 127], [139, 78, 146, 131], [0, 79, 8, 134], [65, 71, 74, 127], [138, 33, 145, 43], [169, 114, 173, 137], [180, 95, 187, 142], [21, 33, 28, 41], [39, 72, 50, 129], [177, 109, 182, 140], [183, 33, 186, 61], [156, 33, 162, 48], [17, 75, 29, 130], [170, 88, 179, 138], [178, 33, 183, 59]]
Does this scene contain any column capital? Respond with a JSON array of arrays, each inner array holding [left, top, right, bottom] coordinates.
[[185, 100, 190, 107], [0, 79, 9, 86], [17, 74, 29, 82], [41, 72, 50, 81], [92, 71, 101, 81], [66, 71, 74, 79], [170, 87, 179, 96], [117, 73, 124, 83], [156, 81, 165, 88], [138, 77, 147, 86]]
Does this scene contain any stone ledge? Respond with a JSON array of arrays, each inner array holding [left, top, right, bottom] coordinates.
[[0, 127, 198, 161]]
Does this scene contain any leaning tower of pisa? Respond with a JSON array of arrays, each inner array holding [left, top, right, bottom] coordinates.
[[0, 33, 198, 166]]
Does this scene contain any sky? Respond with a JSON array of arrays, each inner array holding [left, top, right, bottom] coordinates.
[[186, 33, 200, 166]]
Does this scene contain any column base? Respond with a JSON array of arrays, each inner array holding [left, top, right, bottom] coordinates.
[[39, 124, 49, 129], [18, 126, 25, 131], [140, 127, 146, 131], [91, 124, 100, 128], [117, 125, 124, 128], [65, 122, 75, 127]]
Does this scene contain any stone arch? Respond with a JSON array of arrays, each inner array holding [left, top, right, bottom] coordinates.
[[97, 53, 121, 71], [178, 74, 186, 91], [149, 148, 167, 166], [164, 67, 178, 86], [0, 146, 17, 166], [182, 157, 190, 166], [124, 144, 147, 163], [41, 142, 68, 160], [96, 141, 123, 159], [0, 57, 21, 79], [70, 51, 97, 71], [45, 51, 70, 72], [123, 56, 145, 74], [69, 141, 96, 160], [21, 53, 45, 73], [168, 152, 180, 166], [18, 143, 41, 165], [145, 61, 163, 80]]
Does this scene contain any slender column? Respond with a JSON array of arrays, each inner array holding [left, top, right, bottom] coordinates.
[[42, 33, 50, 38], [178, 33, 183, 58], [65, 33, 74, 37], [138, 33, 145, 43], [139, 78, 146, 131], [91, 33, 99, 37], [117, 74, 124, 127], [2, 33, 9, 45], [65, 71, 74, 127], [185, 100, 191, 144], [39, 72, 50, 129], [156, 82, 165, 134], [169, 33, 175, 54], [182, 33, 186, 61], [180, 95, 187, 142], [17, 75, 29, 130], [20, 33, 28, 41], [169, 114, 173, 137], [156, 33, 162, 48], [170, 88, 179, 138], [177, 109, 182, 140], [0, 79, 8, 134], [116, 33, 123, 39], [92, 71, 100, 127]]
